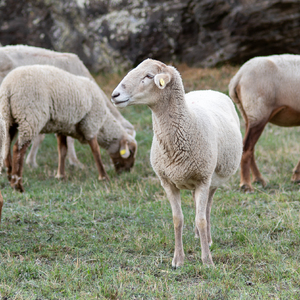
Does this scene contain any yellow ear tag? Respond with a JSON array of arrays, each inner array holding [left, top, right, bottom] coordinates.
[[159, 78, 165, 87], [120, 149, 127, 156]]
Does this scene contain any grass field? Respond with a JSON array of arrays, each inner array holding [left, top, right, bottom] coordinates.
[[0, 64, 300, 299]]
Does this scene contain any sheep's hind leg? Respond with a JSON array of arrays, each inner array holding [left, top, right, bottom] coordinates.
[[161, 180, 184, 268], [67, 136, 84, 169], [56, 134, 68, 179], [194, 182, 214, 266], [192, 190, 200, 238], [88, 136, 109, 181], [250, 155, 267, 187], [5, 125, 18, 181], [10, 140, 31, 192], [240, 121, 267, 193], [206, 188, 216, 247], [5, 151, 12, 181], [26, 134, 45, 168]]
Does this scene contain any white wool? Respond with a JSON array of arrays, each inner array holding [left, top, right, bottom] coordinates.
[[112, 59, 242, 267]]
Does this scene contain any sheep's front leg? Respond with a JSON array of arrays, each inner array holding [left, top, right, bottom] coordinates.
[[194, 183, 214, 266], [56, 134, 68, 179], [193, 188, 216, 246], [11, 140, 31, 193], [161, 180, 184, 268], [88, 136, 109, 181], [26, 134, 45, 168], [66, 136, 84, 169]]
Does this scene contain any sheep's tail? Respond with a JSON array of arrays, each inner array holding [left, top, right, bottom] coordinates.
[[0, 89, 13, 173], [228, 72, 248, 123]]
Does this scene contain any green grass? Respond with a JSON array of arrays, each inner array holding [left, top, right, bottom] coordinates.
[[1, 65, 300, 299]]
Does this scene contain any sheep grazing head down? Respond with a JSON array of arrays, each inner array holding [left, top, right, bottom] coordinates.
[[109, 138, 137, 174], [111, 59, 176, 108]]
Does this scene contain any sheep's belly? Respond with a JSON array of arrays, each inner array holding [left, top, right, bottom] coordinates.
[[41, 121, 77, 136], [161, 169, 203, 190], [167, 173, 229, 190]]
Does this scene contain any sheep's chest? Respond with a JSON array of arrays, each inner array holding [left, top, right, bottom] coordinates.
[[150, 137, 205, 190]]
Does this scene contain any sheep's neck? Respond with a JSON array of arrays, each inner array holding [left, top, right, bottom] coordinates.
[[151, 89, 193, 154], [97, 111, 123, 153]]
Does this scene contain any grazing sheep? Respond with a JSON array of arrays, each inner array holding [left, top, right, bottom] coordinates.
[[0, 44, 135, 168], [229, 54, 300, 192], [0, 115, 5, 222], [0, 65, 111, 192], [111, 59, 242, 267]]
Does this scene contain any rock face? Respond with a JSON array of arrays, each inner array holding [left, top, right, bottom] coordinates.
[[1, 0, 300, 73]]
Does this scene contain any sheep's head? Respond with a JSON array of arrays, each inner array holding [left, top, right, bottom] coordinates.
[[109, 137, 137, 173], [111, 59, 173, 108]]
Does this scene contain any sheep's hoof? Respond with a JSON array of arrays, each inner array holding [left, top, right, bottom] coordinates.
[[26, 160, 39, 168], [172, 253, 185, 268], [240, 183, 254, 193], [202, 254, 215, 267], [98, 175, 109, 181], [68, 159, 85, 169], [204, 261, 215, 268], [11, 183, 25, 193], [16, 186, 25, 193], [55, 174, 65, 179], [252, 177, 267, 187], [291, 172, 300, 183]]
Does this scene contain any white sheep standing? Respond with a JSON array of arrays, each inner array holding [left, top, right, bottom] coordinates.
[[229, 54, 300, 192], [111, 59, 242, 267], [0, 44, 135, 168], [0, 64, 113, 192]]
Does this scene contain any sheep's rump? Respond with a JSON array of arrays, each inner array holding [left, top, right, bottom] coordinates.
[[0, 65, 107, 146], [229, 54, 300, 126]]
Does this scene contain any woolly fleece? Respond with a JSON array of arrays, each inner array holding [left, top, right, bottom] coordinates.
[[0, 65, 108, 153]]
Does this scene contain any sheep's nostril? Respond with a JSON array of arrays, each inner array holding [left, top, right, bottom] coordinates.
[[112, 92, 120, 99]]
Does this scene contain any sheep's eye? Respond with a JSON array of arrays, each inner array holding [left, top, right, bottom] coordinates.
[[145, 74, 154, 79]]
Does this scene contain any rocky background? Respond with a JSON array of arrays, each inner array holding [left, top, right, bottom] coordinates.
[[0, 0, 300, 73]]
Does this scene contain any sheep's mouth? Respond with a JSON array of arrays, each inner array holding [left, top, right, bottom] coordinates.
[[112, 99, 130, 107]]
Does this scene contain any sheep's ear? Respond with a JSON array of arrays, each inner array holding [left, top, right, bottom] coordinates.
[[120, 140, 130, 158], [154, 73, 171, 89]]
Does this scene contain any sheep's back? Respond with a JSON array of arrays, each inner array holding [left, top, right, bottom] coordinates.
[[0, 65, 104, 143], [185, 90, 242, 181], [233, 55, 300, 113], [0, 45, 93, 81]]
